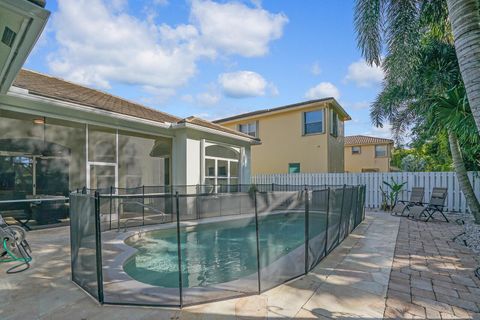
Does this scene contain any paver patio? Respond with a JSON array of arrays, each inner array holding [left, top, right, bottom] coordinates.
[[385, 217, 480, 319], [1, 211, 479, 319]]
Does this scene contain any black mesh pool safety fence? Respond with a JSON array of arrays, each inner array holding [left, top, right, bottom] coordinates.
[[69, 184, 366, 308]]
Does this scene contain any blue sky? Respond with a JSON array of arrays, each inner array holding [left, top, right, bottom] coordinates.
[[26, 0, 390, 138]]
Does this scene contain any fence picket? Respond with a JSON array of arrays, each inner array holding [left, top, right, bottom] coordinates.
[[252, 172, 480, 213]]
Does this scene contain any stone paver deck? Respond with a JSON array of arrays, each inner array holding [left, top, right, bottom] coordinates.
[[1, 211, 479, 319], [385, 217, 480, 319]]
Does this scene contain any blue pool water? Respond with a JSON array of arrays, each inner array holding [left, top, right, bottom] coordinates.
[[123, 212, 326, 288]]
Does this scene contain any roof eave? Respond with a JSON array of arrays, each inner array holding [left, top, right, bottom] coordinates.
[[6, 87, 173, 129], [214, 98, 339, 124], [172, 122, 261, 144]]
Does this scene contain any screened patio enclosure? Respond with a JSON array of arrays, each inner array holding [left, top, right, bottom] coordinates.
[[0, 109, 172, 228]]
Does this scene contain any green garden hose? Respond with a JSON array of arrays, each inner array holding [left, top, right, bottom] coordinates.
[[1, 239, 32, 274]]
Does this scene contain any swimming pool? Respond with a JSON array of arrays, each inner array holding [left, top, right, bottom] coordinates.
[[123, 212, 327, 288]]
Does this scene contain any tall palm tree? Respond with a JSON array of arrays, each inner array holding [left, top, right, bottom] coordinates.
[[446, 0, 480, 133]]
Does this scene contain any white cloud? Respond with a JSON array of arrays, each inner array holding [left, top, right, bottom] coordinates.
[[190, 0, 288, 57], [49, 0, 202, 90], [140, 86, 176, 105], [218, 71, 267, 98], [196, 91, 221, 106], [47, 0, 287, 104], [305, 82, 340, 100], [344, 59, 384, 87], [311, 61, 321, 76]]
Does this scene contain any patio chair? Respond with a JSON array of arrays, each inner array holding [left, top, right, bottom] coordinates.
[[408, 187, 449, 222], [391, 187, 425, 216], [0, 214, 32, 273]]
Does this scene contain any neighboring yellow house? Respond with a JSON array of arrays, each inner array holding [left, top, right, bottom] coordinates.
[[214, 98, 351, 174], [344, 135, 394, 172]]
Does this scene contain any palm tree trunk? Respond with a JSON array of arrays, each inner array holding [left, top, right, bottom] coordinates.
[[448, 130, 480, 223], [446, 0, 480, 134]]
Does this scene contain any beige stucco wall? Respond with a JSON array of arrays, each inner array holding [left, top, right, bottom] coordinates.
[[327, 121, 345, 173], [221, 103, 345, 174], [344, 143, 392, 172]]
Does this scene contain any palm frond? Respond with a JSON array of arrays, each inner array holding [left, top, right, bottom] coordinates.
[[354, 0, 384, 66]]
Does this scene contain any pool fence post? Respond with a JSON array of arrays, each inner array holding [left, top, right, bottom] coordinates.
[[271, 183, 274, 192], [347, 186, 355, 234], [175, 192, 183, 308], [94, 191, 104, 304], [254, 189, 261, 294], [304, 187, 309, 274], [337, 184, 346, 244], [142, 185, 145, 226], [324, 188, 330, 255], [109, 186, 113, 230], [362, 185, 366, 221]]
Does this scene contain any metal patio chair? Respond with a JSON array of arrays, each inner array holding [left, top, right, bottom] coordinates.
[[408, 187, 449, 222], [391, 187, 425, 216]]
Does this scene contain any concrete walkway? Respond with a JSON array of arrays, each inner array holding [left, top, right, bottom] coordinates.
[[385, 217, 480, 319], [0, 212, 401, 319]]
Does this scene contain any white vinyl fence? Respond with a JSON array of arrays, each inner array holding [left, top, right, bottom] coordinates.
[[252, 172, 480, 213]]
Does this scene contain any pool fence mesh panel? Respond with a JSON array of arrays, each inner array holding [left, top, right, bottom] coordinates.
[[69, 184, 366, 308], [70, 193, 100, 299]]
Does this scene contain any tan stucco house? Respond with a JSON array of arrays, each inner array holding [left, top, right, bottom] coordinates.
[[344, 135, 394, 173], [215, 99, 351, 174]]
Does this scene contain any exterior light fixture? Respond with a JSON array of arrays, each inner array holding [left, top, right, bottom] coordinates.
[[33, 118, 45, 125]]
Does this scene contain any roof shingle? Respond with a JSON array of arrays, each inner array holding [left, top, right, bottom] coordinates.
[[13, 69, 181, 124], [344, 135, 393, 146], [11, 69, 255, 141]]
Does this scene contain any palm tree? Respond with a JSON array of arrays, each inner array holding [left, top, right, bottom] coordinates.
[[429, 87, 480, 223], [355, 0, 480, 134], [446, 0, 480, 133], [354, 0, 480, 221]]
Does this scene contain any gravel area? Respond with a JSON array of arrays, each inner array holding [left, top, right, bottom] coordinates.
[[450, 213, 480, 254]]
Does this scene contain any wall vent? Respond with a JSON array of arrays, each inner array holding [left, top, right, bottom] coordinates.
[[1, 27, 16, 48]]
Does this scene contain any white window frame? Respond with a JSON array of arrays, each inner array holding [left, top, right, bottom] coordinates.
[[351, 146, 361, 154], [203, 142, 240, 187], [238, 121, 258, 138]]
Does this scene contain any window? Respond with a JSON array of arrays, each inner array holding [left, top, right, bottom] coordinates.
[[330, 110, 339, 137], [352, 146, 361, 154], [204, 144, 240, 187], [238, 122, 257, 137], [288, 163, 300, 173], [303, 110, 324, 135], [375, 145, 387, 157]]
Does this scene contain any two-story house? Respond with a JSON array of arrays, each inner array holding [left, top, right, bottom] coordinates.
[[344, 135, 394, 172], [214, 98, 351, 174]]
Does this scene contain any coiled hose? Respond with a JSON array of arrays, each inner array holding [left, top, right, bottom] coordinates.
[[1, 238, 32, 274]]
